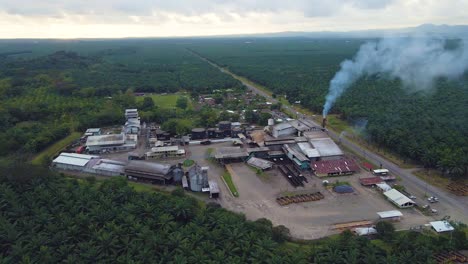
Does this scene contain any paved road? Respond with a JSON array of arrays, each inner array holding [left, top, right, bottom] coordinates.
[[190, 49, 468, 223]]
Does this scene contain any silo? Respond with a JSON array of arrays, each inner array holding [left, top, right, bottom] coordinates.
[[207, 128, 216, 138], [189, 165, 208, 192], [191, 128, 206, 140], [268, 118, 275, 126]]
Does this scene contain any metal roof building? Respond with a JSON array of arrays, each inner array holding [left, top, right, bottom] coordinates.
[[125, 161, 175, 184], [297, 142, 321, 159], [312, 159, 359, 177], [359, 177, 384, 186], [208, 180, 220, 198], [376, 182, 392, 192], [430, 221, 454, 233], [383, 189, 415, 208], [90, 159, 126, 176], [52, 153, 99, 171], [214, 147, 249, 162], [377, 210, 403, 221], [247, 157, 274, 170], [271, 122, 297, 138], [309, 138, 344, 159]]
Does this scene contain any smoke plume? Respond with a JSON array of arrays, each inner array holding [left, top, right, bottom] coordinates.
[[322, 37, 468, 116]]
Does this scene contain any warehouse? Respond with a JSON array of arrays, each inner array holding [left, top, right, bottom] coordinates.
[[297, 142, 321, 161], [89, 159, 126, 176], [247, 156, 274, 171], [309, 138, 344, 160], [146, 146, 186, 159], [86, 133, 137, 152], [214, 147, 249, 163], [85, 128, 101, 136], [359, 177, 383, 186], [383, 189, 415, 208], [125, 109, 139, 120], [125, 161, 175, 184], [311, 159, 359, 177], [377, 210, 403, 221], [52, 153, 99, 171], [271, 122, 297, 138]]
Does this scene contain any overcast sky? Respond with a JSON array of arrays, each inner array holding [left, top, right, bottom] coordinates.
[[0, 0, 466, 38]]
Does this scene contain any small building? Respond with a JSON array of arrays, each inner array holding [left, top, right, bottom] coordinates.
[[52, 153, 99, 171], [125, 161, 175, 184], [146, 146, 186, 159], [383, 189, 415, 208], [312, 159, 359, 177], [209, 180, 220, 198], [359, 177, 383, 186], [283, 144, 310, 170], [125, 109, 139, 120], [85, 128, 101, 136], [377, 210, 403, 221], [430, 221, 454, 233], [247, 156, 274, 171], [271, 122, 297, 138], [375, 182, 392, 192], [125, 118, 141, 134], [353, 227, 377, 236], [372, 169, 389, 176]]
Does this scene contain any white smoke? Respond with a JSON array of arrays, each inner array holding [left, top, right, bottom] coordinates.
[[322, 37, 468, 116]]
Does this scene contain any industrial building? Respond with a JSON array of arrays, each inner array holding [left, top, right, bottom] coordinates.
[[430, 221, 454, 233], [271, 122, 297, 138], [146, 146, 185, 159], [88, 159, 126, 176], [383, 189, 415, 208], [188, 165, 209, 192], [359, 177, 384, 186], [86, 133, 137, 153], [208, 180, 220, 198], [311, 159, 359, 177], [309, 138, 344, 160], [377, 210, 403, 221], [124, 117, 141, 134], [125, 109, 139, 120], [214, 147, 249, 163], [125, 161, 175, 184], [247, 156, 274, 171], [52, 153, 99, 171], [283, 144, 310, 170]]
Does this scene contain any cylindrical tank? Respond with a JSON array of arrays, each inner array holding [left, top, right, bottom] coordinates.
[[268, 118, 275, 126], [207, 128, 216, 138], [190, 169, 203, 192], [191, 128, 206, 140], [231, 127, 242, 138], [218, 121, 231, 131], [172, 166, 184, 182]]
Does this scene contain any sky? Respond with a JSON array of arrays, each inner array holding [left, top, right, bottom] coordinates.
[[0, 0, 467, 38]]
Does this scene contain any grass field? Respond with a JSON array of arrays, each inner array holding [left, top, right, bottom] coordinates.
[[136, 93, 192, 109], [222, 171, 239, 197], [31, 132, 81, 165]]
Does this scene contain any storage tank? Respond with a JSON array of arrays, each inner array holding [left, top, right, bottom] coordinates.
[[189, 166, 208, 192], [218, 121, 231, 131], [191, 128, 206, 140], [231, 127, 242, 138], [172, 165, 184, 182], [207, 128, 216, 138], [268, 118, 275, 126]]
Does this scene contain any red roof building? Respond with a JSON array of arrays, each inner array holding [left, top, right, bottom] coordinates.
[[359, 177, 384, 186], [311, 159, 360, 177]]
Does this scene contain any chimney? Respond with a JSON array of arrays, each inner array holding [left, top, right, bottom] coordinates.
[[322, 117, 327, 129]]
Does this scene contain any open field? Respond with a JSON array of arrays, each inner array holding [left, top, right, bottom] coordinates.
[[31, 132, 81, 165], [136, 93, 193, 109]]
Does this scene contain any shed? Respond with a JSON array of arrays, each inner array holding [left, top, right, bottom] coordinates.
[[383, 189, 415, 208], [376, 182, 392, 192], [377, 210, 403, 221], [312, 159, 359, 177], [52, 153, 99, 171], [359, 177, 383, 186], [125, 161, 174, 184], [430, 221, 454, 233], [354, 227, 377, 236], [209, 180, 220, 198], [91, 159, 126, 176], [247, 157, 274, 171]]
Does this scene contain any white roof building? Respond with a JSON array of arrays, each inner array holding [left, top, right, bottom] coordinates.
[[383, 189, 415, 208], [377, 210, 403, 219], [247, 157, 274, 170], [430, 221, 455, 233], [309, 138, 344, 158], [354, 227, 377, 236], [376, 182, 392, 192], [52, 153, 99, 171]]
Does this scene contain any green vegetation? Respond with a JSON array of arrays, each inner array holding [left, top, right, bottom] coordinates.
[[31, 132, 81, 166], [190, 39, 468, 179], [183, 159, 195, 167], [137, 93, 192, 110], [222, 171, 239, 197]]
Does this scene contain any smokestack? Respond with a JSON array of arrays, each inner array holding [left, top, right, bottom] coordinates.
[[322, 117, 327, 129]]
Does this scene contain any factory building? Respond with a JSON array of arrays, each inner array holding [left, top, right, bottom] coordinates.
[[125, 161, 175, 184], [214, 147, 249, 163], [377, 210, 403, 222], [247, 157, 274, 171], [146, 146, 185, 159], [311, 159, 359, 177], [124, 117, 141, 134], [87, 159, 126, 176], [125, 109, 139, 120], [271, 122, 297, 138], [52, 153, 99, 171], [188, 165, 209, 192], [283, 144, 310, 170], [86, 133, 137, 153], [309, 138, 344, 160], [383, 189, 415, 208]]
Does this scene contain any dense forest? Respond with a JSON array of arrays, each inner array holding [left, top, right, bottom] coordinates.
[[0, 167, 466, 263], [0, 40, 243, 160], [188, 38, 468, 178]]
